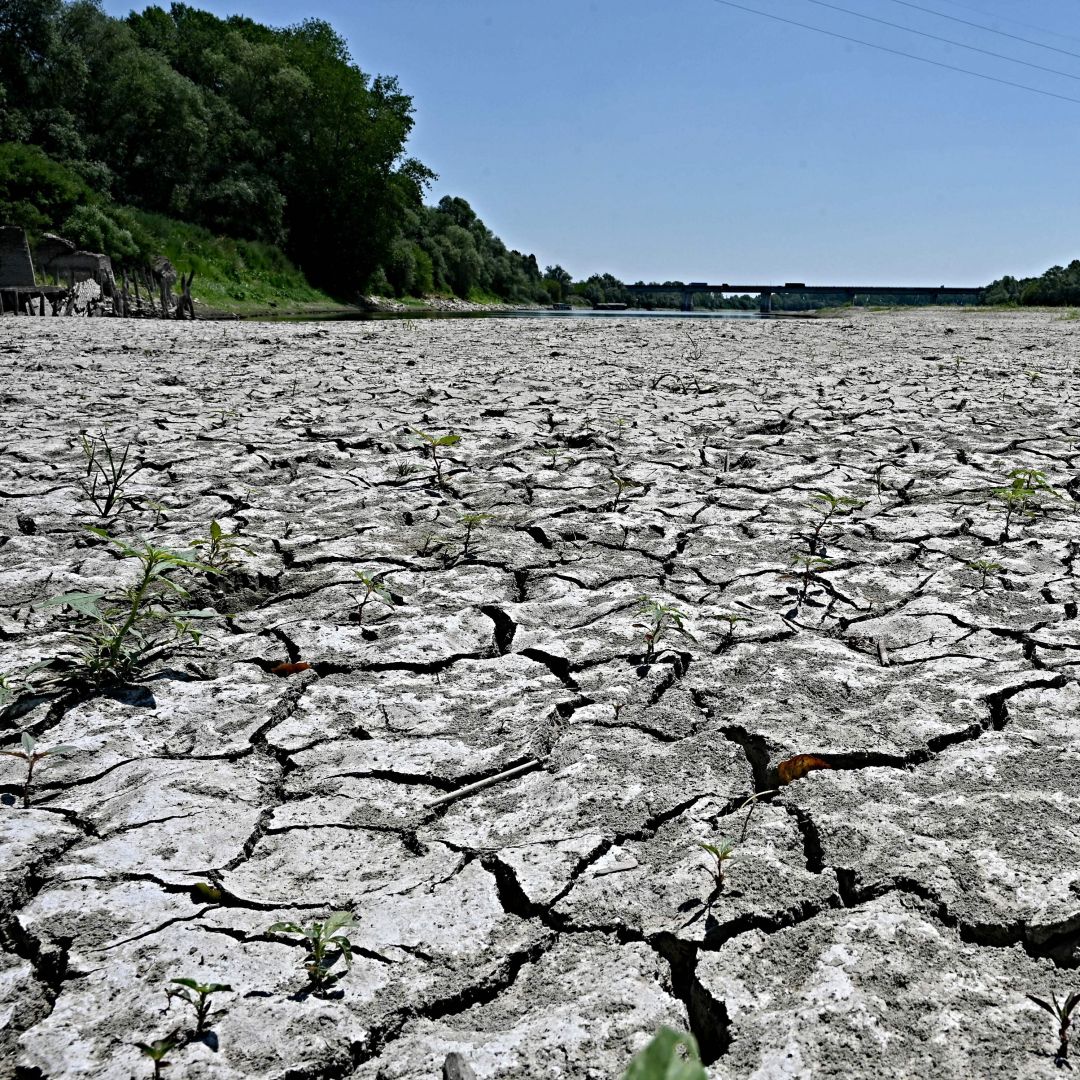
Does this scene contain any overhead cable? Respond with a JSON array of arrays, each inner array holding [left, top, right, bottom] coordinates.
[[801, 0, 1080, 83], [705, 0, 1080, 106]]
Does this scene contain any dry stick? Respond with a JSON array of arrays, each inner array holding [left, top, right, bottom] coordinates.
[[424, 759, 543, 810], [877, 638, 891, 667], [737, 788, 779, 843]]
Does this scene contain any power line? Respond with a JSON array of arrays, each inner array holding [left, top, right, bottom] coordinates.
[[802, 0, 1080, 83], [705, 0, 1080, 106], [910, 0, 1080, 52]]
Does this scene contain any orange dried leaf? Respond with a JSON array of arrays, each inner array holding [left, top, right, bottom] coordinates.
[[270, 661, 311, 676], [777, 754, 832, 785]]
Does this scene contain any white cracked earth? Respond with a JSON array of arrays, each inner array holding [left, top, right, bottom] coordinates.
[[0, 308, 1078, 1079]]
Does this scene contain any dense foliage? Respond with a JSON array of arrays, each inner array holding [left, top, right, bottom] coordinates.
[[983, 263, 1080, 307]]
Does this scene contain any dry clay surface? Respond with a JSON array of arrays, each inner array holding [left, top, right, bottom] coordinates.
[[0, 309, 1078, 1079]]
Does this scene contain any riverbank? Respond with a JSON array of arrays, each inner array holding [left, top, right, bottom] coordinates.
[[1, 310, 1077, 1079]]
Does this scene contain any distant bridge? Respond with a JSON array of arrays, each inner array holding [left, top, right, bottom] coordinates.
[[623, 282, 984, 312]]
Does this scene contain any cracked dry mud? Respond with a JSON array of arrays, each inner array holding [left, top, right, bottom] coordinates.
[[0, 308, 1078, 1079]]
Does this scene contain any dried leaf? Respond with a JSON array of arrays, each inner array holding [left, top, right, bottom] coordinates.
[[270, 661, 311, 676], [777, 754, 833, 785]]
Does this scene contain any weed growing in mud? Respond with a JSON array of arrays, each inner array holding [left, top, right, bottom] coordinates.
[[609, 470, 644, 513], [457, 511, 493, 557], [635, 598, 697, 661], [803, 490, 862, 554], [697, 837, 736, 891], [41, 530, 217, 688], [79, 431, 143, 517], [136, 1038, 177, 1078], [190, 520, 253, 571], [1027, 990, 1079, 1063], [268, 912, 358, 994], [166, 978, 232, 1035], [788, 554, 832, 603], [0, 732, 79, 807], [352, 570, 394, 624], [992, 468, 1059, 540], [718, 612, 750, 644], [624, 1026, 706, 1080], [410, 427, 461, 487], [966, 559, 1002, 590]]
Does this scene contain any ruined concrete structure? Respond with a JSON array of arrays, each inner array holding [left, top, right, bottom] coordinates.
[[0, 224, 36, 287]]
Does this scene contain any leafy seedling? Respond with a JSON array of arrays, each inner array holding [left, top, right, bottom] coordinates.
[[788, 553, 833, 604], [191, 520, 253, 571], [718, 612, 749, 644], [698, 837, 736, 891], [79, 431, 143, 517], [0, 732, 78, 807], [41, 530, 217, 688], [395, 460, 419, 478], [457, 511, 493, 557], [268, 912, 358, 994], [966, 559, 1002, 591], [609, 471, 644, 513], [410, 428, 461, 487], [635, 598, 697, 661], [352, 571, 394, 625], [623, 1026, 707, 1080], [804, 490, 862, 554], [1027, 990, 1080, 1063], [992, 468, 1059, 540], [167, 978, 232, 1035], [135, 1038, 177, 1078]]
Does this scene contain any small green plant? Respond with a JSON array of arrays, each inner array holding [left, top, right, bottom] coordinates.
[[79, 431, 143, 517], [540, 446, 571, 471], [698, 837, 736, 891], [623, 1026, 706, 1080], [804, 490, 862, 554], [992, 468, 1059, 539], [457, 510, 493, 556], [609, 470, 645, 513], [136, 1038, 177, 1078], [267, 911, 358, 994], [395, 460, 419, 478], [718, 612, 749, 644], [966, 559, 1002, 590], [0, 732, 79, 807], [352, 570, 394, 624], [1027, 990, 1079, 1063], [788, 553, 833, 602], [41, 530, 217, 687], [635, 598, 697, 661], [410, 428, 461, 487], [166, 978, 232, 1034], [190, 520, 253, 571]]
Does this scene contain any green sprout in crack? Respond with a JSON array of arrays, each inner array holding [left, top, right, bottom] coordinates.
[[804, 490, 862, 554], [624, 1026, 706, 1080], [190, 520, 253, 571], [635, 598, 696, 661], [718, 612, 750, 644], [79, 431, 143, 517], [268, 911, 358, 995], [788, 553, 833, 603], [457, 511, 493, 557], [135, 1038, 178, 1079], [1027, 989, 1080, 1063], [40, 529, 218, 689], [966, 559, 1002, 591], [166, 978, 232, 1035], [395, 460, 419, 478], [992, 468, 1059, 540], [539, 446, 573, 472], [410, 427, 461, 488], [0, 732, 79, 808], [609, 470, 645, 513], [352, 570, 395, 625], [697, 837, 736, 891]]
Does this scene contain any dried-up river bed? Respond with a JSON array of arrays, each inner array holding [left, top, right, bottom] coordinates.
[[0, 309, 1078, 1079]]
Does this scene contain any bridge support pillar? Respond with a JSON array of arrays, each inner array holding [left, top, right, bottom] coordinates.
[[759, 292, 772, 313], [681, 290, 693, 312]]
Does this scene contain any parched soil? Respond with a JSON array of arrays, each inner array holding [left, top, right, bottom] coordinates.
[[0, 309, 1077, 1079]]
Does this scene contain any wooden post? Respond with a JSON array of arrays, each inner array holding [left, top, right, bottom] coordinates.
[[39, 291, 45, 316]]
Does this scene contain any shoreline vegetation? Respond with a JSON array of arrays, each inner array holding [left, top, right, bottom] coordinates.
[[4, 2, 1078, 316]]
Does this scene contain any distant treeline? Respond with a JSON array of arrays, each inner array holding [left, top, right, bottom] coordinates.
[[982, 262, 1080, 307]]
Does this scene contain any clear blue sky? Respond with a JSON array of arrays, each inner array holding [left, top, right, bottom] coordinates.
[[102, 0, 1080, 285]]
